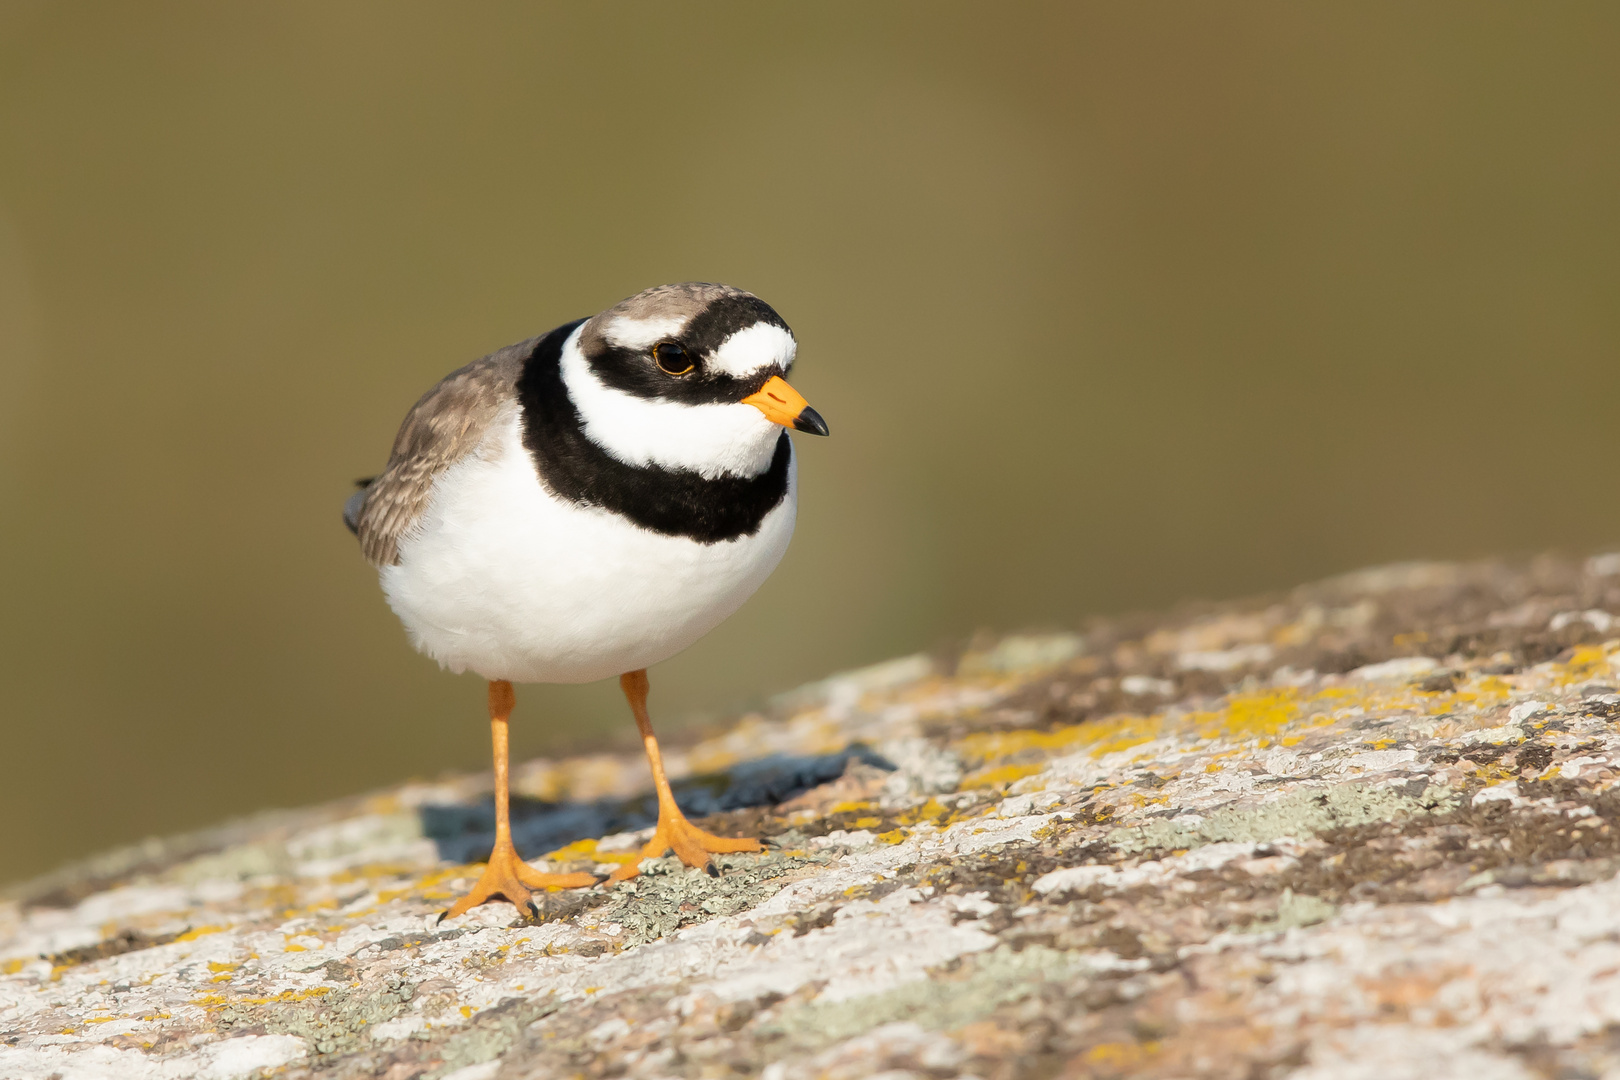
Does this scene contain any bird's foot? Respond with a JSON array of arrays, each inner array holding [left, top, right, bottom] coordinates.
[[440, 839, 600, 922], [607, 812, 762, 883]]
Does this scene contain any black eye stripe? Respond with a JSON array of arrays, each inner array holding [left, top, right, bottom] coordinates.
[[586, 343, 777, 404], [582, 295, 794, 403]]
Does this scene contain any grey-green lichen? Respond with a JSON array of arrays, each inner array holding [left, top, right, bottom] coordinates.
[[216, 974, 416, 1060], [1110, 780, 1462, 854], [593, 851, 828, 948], [759, 944, 1083, 1049]]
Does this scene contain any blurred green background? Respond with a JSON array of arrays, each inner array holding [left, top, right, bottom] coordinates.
[[2, 2, 1617, 884]]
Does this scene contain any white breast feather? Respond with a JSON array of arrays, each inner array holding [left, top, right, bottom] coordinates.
[[379, 412, 797, 684]]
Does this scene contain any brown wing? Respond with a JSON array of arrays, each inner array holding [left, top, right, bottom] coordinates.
[[351, 338, 535, 567]]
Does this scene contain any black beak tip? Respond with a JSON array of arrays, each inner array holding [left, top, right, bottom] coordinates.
[[793, 407, 830, 437]]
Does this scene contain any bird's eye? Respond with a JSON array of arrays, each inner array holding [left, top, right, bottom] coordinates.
[[652, 341, 694, 376]]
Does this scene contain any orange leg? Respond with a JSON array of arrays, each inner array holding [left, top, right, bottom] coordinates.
[[442, 680, 599, 921], [608, 669, 763, 884]]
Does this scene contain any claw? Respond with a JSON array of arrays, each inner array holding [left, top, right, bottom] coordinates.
[[441, 842, 599, 922], [607, 814, 763, 885]]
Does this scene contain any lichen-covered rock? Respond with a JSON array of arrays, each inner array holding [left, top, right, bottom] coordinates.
[[9, 555, 1620, 1078]]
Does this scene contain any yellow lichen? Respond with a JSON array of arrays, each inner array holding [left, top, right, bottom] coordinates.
[[541, 837, 637, 865], [1456, 676, 1513, 704], [361, 794, 402, 815], [174, 925, 226, 943], [328, 862, 421, 885], [1554, 645, 1612, 687], [377, 864, 487, 905], [1085, 1040, 1163, 1066], [685, 744, 739, 776], [419, 866, 470, 888], [1204, 690, 1300, 740], [955, 726, 1090, 766], [962, 763, 1046, 789], [1083, 714, 1164, 758], [193, 986, 332, 1008], [896, 798, 949, 825], [1470, 763, 1518, 783], [278, 897, 338, 920]]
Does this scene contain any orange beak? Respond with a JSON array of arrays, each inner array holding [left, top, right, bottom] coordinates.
[[742, 375, 829, 436]]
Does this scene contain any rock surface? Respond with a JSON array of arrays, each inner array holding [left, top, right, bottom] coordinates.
[[9, 555, 1620, 1079]]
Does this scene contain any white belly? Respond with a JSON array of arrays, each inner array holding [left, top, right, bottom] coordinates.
[[379, 414, 797, 684]]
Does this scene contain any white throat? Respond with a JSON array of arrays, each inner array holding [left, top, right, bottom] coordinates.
[[558, 326, 783, 479]]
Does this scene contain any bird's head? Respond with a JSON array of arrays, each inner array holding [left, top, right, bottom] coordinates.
[[561, 283, 828, 478]]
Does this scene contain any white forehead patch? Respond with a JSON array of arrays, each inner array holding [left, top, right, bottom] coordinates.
[[708, 322, 796, 379], [603, 316, 687, 350]]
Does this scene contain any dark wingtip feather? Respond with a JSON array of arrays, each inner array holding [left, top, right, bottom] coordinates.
[[342, 478, 374, 536]]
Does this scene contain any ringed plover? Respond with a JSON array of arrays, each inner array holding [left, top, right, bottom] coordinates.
[[344, 282, 828, 920]]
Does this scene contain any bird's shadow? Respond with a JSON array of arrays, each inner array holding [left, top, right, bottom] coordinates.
[[417, 745, 894, 864]]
